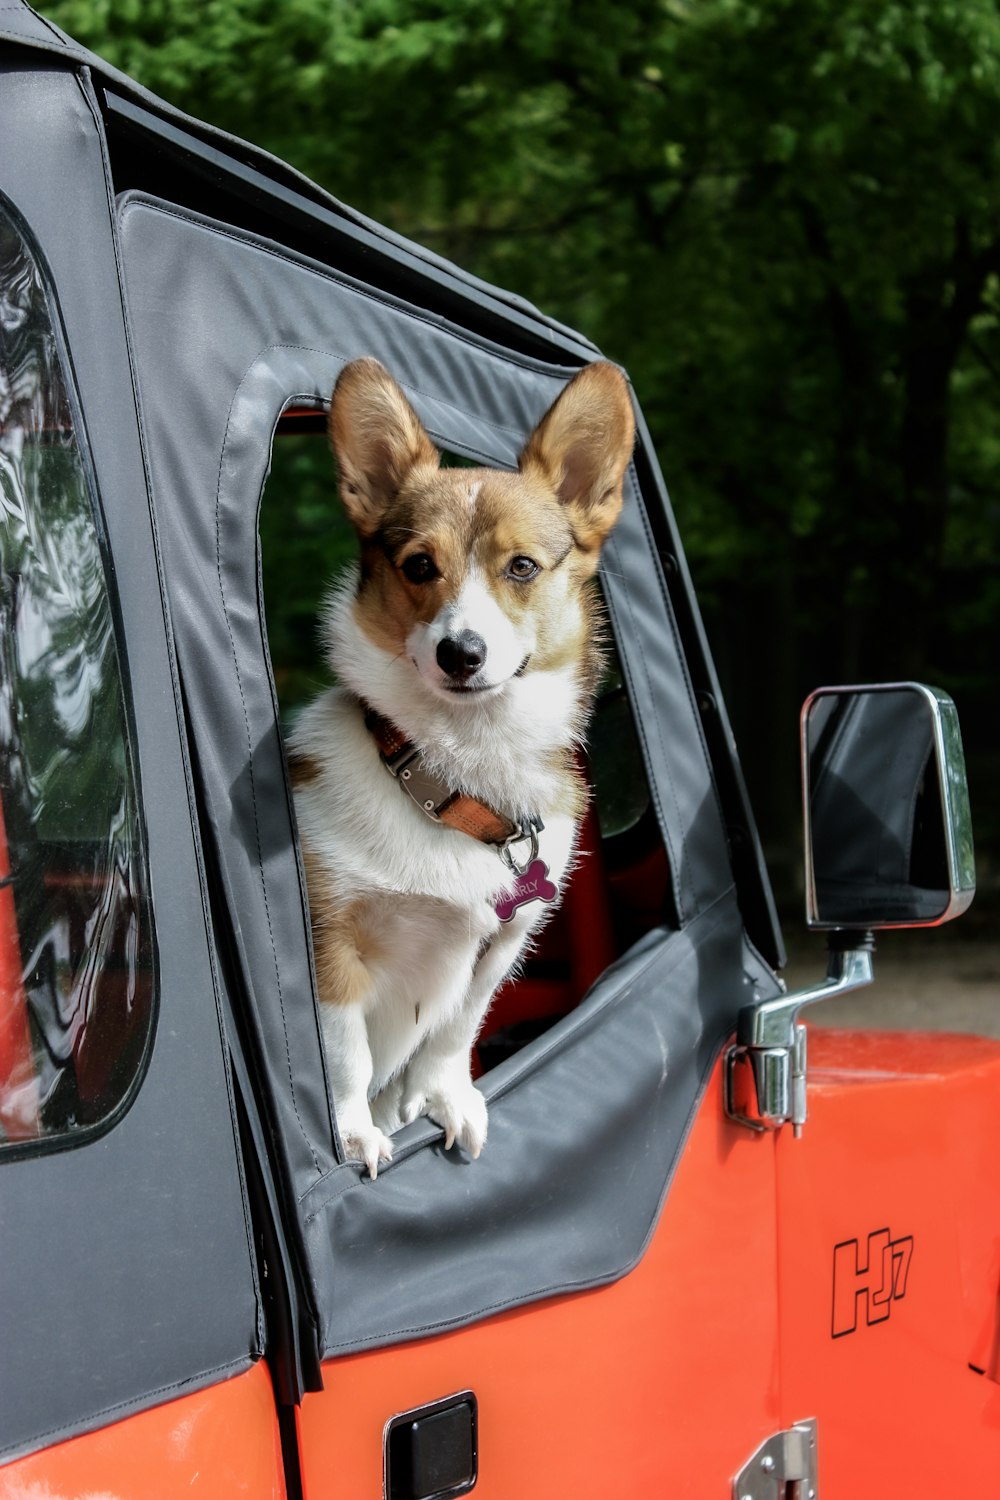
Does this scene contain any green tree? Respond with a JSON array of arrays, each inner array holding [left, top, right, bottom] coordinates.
[[45, 0, 1000, 878]]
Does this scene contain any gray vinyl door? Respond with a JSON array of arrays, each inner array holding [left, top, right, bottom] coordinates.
[[115, 188, 780, 1362]]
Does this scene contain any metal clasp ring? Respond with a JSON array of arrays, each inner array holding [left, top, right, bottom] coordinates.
[[499, 820, 541, 876]]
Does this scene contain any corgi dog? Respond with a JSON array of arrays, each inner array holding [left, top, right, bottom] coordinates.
[[289, 357, 635, 1176]]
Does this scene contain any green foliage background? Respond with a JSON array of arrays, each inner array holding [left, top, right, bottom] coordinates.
[[46, 0, 1000, 901]]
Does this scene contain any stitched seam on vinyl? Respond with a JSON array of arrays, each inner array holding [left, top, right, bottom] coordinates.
[[118, 197, 587, 386], [601, 553, 683, 916], [0, 1356, 253, 1459], [215, 380, 320, 1175], [117, 198, 580, 431], [298, 932, 681, 1216], [265, 359, 505, 467], [321, 1037, 721, 1350], [256, 391, 344, 1167], [633, 469, 730, 882], [624, 464, 705, 915], [620, 468, 701, 912], [604, 469, 694, 919], [297, 889, 736, 1219], [318, 892, 738, 1342], [86, 78, 266, 1339], [484, 881, 733, 1101], [115, 192, 602, 375], [223, 342, 509, 468], [0, 5, 65, 30]]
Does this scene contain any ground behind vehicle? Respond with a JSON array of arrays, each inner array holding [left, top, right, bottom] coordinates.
[[2, 6, 998, 1495]]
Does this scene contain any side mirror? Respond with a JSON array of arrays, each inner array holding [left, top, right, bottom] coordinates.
[[802, 683, 975, 931], [726, 683, 976, 1138]]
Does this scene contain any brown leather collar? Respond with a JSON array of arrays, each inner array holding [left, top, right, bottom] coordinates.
[[363, 705, 541, 863]]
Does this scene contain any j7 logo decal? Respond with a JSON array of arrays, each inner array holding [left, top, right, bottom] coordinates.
[[832, 1229, 914, 1338]]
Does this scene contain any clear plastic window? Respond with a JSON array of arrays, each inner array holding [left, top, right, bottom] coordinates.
[[0, 202, 154, 1151]]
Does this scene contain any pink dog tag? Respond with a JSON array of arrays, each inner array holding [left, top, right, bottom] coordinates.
[[495, 859, 558, 923]]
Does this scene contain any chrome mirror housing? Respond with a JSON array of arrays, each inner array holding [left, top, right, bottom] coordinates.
[[802, 683, 975, 931], [726, 683, 976, 1138]]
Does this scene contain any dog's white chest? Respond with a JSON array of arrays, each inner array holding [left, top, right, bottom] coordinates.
[[357, 811, 574, 1089]]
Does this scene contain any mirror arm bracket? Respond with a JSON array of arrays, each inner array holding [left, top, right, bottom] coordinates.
[[724, 936, 875, 1137]]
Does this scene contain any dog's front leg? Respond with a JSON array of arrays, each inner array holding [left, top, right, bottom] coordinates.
[[399, 918, 534, 1159], [320, 1000, 394, 1179], [399, 1024, 489, 1159]]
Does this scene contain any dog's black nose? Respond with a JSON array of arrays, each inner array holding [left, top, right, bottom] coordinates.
[[437, 631, 487, 680]]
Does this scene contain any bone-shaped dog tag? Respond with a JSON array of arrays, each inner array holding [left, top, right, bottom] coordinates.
[[494, 859, 558, 923]]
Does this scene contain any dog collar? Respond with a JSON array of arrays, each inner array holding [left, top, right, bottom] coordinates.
[[363, 706, 543, 874]]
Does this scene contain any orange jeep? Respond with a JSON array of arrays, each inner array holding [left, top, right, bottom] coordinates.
[[0, 5, 994, 1495]]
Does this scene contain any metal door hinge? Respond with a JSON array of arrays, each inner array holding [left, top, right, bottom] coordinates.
[[732, 1418, 818, 1500], [724, 946, 873, 1137]]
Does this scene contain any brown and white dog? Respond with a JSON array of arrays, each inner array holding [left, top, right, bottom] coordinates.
[[289, 358, 634, 1176]]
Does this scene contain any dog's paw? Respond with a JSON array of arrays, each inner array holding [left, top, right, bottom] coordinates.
[[339, 1112, 394, 1179], [400, 1073, 488, 1158]]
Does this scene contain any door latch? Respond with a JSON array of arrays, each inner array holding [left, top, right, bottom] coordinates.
[[732, 1417, 818, 1500]]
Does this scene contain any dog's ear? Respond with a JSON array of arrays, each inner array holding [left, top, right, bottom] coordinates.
[[329, 359, 439, 536], [519, 362, 635, 553]]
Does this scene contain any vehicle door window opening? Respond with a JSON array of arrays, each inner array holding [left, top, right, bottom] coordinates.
[[260, 410, 672, 1082]]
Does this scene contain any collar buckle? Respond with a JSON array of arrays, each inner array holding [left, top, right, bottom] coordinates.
[[382, 746, 450, 822]]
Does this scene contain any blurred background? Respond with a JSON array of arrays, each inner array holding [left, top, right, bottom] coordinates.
[[46, 0, 999, 940]]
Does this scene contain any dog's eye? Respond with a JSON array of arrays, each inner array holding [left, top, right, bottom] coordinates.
[[507, 556, 540, 581], [401, 553, 438, 584]]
